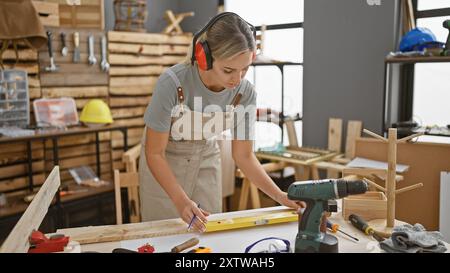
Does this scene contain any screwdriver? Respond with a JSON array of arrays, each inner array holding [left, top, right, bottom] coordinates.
[[326, 220, 359, 241], [348, 214, 391, 242]]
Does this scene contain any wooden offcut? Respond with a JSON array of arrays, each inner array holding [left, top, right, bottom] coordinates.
[[342, 191, 387, 221], [0, 166, 60, 253]]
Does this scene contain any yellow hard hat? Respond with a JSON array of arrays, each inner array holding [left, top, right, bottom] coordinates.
[[80, 99, 113, 125]]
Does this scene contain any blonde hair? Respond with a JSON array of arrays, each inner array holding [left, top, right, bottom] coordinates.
[[185, 13, 256, 64]]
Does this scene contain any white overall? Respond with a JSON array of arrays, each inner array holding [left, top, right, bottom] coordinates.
[[139, 69, 242, 221]]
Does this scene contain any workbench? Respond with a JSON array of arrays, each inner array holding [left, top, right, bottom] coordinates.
[[57, 205, 450, 253]]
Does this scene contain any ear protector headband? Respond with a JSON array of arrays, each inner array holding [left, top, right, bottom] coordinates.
[[191, 12, 257, 71]]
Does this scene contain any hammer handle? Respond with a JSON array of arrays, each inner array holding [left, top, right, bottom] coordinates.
[[171, 237, 199, 253], [73, 32, 80, 48], [46, 31, 54, 58]]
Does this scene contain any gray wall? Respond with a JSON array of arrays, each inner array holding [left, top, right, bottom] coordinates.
[[303, 0, 401, 150], [104, 0, 218, 33]]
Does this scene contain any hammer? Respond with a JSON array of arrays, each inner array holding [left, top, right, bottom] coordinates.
[[45, 31, 59, 72]]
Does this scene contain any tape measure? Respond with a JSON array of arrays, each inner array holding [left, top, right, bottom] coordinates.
[[205, 209, 299, 232]]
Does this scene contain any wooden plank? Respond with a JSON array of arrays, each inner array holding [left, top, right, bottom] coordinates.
[[39, 51, 102, 63], [109, 86, 155, 96], [27, 77, 41, 88], [110, 76, 158, 87], [109, 65, 166, 76], [45, 142, 110, 160], [345, 120, 362, 159], [75, 98, 108, 110], [39, 72, 108, 87], [2, 63, 39, 74], [111, 136, 141, 149], [111, 107, 146, 119], [108, 43, 163, 56], [108, 31, 192, 45], [0, 161, 45, 180], [112, 127, 143, 139], [108, 43, 189, 56], [2, 49, 38, 61], [0, 149, 44, 165], [42, 86, 108, 98], [328, 118, 342, 152], [112, 118, 145, 129], [45, 152, 111, 170], [0, 142, 43, 155], [29, 88, 41, 99], [44, 132, 111, 147], [0, 174, 46, 193], [46, 0, 102, 6], [109, 54, 185, 66], [109, 96, 151, 107], [0, 166, 60, 253]]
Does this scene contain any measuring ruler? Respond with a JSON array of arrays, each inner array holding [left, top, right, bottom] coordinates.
[[205, 210, 299, 232]]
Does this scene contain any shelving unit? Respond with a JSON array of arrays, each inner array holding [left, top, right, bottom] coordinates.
[[251, 60, 303, 140], [383, 56, 450, 136]]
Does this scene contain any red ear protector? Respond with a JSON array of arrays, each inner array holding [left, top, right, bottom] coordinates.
[[191, 12, 257, 71]]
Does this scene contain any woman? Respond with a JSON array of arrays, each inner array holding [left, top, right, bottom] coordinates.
[[139, 12, 303, 232]]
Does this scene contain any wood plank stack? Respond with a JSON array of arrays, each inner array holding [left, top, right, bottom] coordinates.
[[107, 31, 191, 170]]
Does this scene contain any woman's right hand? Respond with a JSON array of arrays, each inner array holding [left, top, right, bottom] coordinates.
[[175, 199, 210, 232]]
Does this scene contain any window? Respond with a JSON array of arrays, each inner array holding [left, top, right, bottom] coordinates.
[[413, 1, 450, 127], [225, 0, 304, 149]]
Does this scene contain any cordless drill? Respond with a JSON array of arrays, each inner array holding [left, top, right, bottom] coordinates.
[[442, 20, 450, 56], [288, 179, 368, 253]]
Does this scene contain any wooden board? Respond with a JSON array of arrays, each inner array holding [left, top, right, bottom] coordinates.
[[109, 65, 166, 76], [45, 141, 111, 160], [108, 54, 185, 66], [108, 43, 189, 56], [111, 107, 146, 119], [2, 63, 39, 74], [42, 86, 108, 98], [0, 166, 60, 253], [355, 138, 450, 230], [2, 49, 38, 61], [108, 31, 192, 45], [38, 27, 107, 87], [0, 174, 46, 193], [0, 161, 45, 181], [109, 86, 155, 96], [109, 96, 151, 107]]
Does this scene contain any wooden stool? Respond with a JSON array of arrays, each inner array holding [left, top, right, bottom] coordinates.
[[163, 10, 194, 35]]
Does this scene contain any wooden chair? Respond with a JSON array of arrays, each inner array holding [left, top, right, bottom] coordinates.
[[114, 169, 140, 224], [114, 143, 142, 224]]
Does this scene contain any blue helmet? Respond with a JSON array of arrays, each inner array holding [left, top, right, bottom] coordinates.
[[399, 27, 444, 52]]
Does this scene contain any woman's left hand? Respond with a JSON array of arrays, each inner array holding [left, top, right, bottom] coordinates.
[[275, 191, 306, 213]]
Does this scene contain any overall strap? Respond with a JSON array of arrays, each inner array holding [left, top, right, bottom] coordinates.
[[230, 92, 243, 108], [166, 69, 185, 105]]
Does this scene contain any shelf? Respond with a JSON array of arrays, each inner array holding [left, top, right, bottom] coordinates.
[[385, 56, 450, 64]]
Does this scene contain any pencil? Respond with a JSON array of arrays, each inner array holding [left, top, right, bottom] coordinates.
[[187, 204, 200, 231]]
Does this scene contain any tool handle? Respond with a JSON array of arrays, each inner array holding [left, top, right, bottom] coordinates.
[[46, 31, 54, 58], [73, 32, 79, 47], [60, 32, 67, 48], [88, 35, 94, 52], [326, 220, 338, 233], [101, 35, 107, 58], [349, 214, 370, 235], [171, 237, 199, 253]]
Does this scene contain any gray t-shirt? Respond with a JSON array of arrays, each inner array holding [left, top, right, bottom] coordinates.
[[144, 63, 257, 140]]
